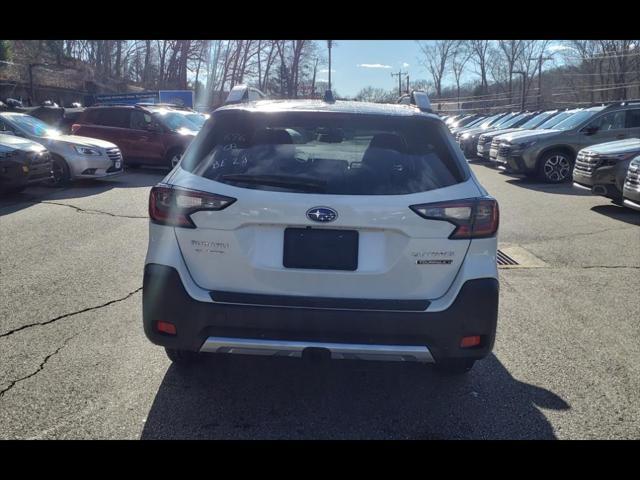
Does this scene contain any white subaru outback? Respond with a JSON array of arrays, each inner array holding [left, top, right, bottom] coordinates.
[[143, 97, 499, 374]]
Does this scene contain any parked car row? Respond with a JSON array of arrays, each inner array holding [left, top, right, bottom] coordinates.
[[442, 102, 640, 210], [0, 100, 210, 193], [71, 104, 204, 169], [0, 133, 54, 194], [0, 110, 123, 188]]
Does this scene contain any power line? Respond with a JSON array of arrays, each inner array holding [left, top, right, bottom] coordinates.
[[556, 70, 640, 77], [550, 81, 640, 96], [434, 86, 542, 103]]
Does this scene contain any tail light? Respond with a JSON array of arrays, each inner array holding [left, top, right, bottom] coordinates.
[[149, 185, 236, 228], [71, 124, 80, 134], [410, 197, 499, 239]]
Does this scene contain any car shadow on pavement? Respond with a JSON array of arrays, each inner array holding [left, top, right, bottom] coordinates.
[[590, 204, 640, 226], [0, 170, 165, 216], [141, 353, 569, 439], [504, 177, 593, 196]]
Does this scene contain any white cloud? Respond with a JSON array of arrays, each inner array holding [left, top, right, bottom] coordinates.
[[319, 69, 336, 73], [548, 45, 574, 53], [401, 62, 410, 68], [357, 63, 392, 69]]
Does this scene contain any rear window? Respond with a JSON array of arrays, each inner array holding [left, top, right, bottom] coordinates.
[[181, 110, 466, 195], [537, 111, 575, 129], [520, 111, 555, 129], [90, 108, 130, 128], [554, 109, 601, 131]]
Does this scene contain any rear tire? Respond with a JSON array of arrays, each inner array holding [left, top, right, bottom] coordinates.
[[536, 150, 574, 183], [44, 155, 71, 187], [434, 359, 476, 375], [165, 347, 202, 365]]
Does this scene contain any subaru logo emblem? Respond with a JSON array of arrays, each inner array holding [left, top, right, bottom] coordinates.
[[306, 207, 338, 223]]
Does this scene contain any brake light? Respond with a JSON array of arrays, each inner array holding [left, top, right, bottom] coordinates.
[[409, 197, 499, 239], [71, 124, 80, 134], [149, 185, 236, 228]]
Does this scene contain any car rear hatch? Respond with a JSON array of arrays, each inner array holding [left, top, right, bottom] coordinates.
[[161, 108, 489, 305], [170, 176, 481, 302]]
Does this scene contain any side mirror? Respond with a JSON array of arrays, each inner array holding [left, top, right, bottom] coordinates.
[[583, 125, 599, 136], [147, 123, 163, 133]]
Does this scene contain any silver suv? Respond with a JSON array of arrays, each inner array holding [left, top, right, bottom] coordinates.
[[493, 103, 640, 183]]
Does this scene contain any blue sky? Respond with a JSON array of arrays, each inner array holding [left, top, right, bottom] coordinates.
[[323, 40, 429, 97], [320, 40, 567, 98]]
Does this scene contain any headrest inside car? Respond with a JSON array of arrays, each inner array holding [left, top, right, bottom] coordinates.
[[367, 133, 407, 153], [253, 128, 293, 145]]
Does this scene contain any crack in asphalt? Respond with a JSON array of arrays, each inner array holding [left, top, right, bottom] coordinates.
[[41, 201, 147, 219], [533, 226, 639, 243], [0, 287, 142, 339], [0, 333, 77, 399]]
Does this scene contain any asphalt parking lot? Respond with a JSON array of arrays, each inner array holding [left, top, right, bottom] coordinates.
[[0, 162, 639, 439]]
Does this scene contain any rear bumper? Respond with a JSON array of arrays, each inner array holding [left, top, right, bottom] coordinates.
[[142, 264, 499, 363]]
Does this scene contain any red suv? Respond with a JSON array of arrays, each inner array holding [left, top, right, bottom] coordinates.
[[71, 105, 200, 168]]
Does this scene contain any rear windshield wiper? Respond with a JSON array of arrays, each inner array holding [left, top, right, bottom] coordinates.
[[219, 174, 327, 193]]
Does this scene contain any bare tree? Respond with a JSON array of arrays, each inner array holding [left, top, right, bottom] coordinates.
[[449, 41, 472, 108], [354, 86, 397, 103], [468, 40, 493, 94], [418, 40, 456, 97], [516, 40, 550, 108], [496, 40, 524, 104]]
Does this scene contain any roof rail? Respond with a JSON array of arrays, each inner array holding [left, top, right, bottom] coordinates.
[[135, 102, 193, 111], [224, 84, 267, 105], [91, 102, 133, 107], [397, 90, 433, 113]]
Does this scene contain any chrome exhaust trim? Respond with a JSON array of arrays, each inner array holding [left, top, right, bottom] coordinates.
[[199, 337, 435, 363]]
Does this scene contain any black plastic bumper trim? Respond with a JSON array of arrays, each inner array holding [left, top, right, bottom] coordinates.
[[209, 290, 430, 311], [143, 264, 499, 362]]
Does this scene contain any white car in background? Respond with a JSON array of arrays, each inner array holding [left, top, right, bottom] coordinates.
[[142, 92, 500, 375], [0, 111, 123, 186]]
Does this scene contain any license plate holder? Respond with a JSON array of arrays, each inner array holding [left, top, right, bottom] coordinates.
[[283, 228, 358, 271]]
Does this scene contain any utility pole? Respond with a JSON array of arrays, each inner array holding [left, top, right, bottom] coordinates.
[[406, 74, 410, 94], [391, 69, 407, 97], [28, 62, 47, 105], [513, 71, 526, 111], [537, 54, 554, 109], [538, 53, 543, 109], [327, 40, 333, 93]]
